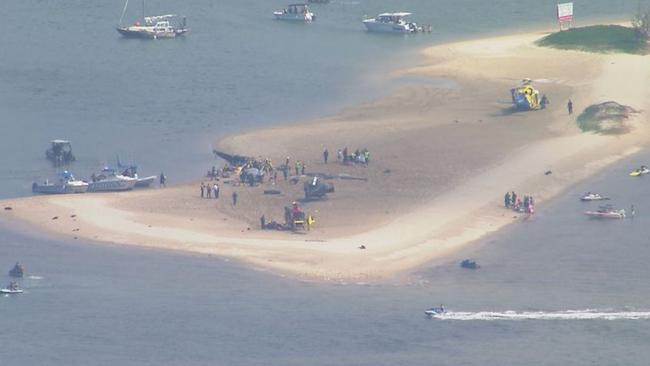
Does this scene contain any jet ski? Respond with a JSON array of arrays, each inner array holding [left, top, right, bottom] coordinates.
[[424, 305, 446, 317], [580, 192, 609, 201], [629, 166, 650, 176]]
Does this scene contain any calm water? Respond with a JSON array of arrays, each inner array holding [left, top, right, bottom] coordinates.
[[3, 151, 650, 365], [3, 0, 650, 364]]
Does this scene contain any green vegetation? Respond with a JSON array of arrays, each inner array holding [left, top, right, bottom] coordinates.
[[536, 25, 648, 54], [576, 101, 637, 135]]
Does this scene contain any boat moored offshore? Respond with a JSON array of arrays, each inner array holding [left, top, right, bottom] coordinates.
[[363, 12, 424, 33], [116, 0, 188, 39], [274, 4, 314, 21]]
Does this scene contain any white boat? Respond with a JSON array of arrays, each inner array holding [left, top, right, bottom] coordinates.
[[1, 282, 23, 294], [116, 0, 188, 39], [363, 12, 420, 33], [32, 171, 89, 194], [424, 306, 446, 317], [580, 192, 609, 201], [134, 175, 157, 188], [584, 205, 625, 219], [274, 4, 314, 21], [87, 168, 137, 192]]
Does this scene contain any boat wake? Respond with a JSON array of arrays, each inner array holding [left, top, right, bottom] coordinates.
[[431, 309, 650, 321]]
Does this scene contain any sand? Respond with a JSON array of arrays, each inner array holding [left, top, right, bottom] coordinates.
[[3, 26, 650, 281]]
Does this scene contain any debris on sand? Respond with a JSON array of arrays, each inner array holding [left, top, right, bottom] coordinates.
[[577, 101, 639, 134]]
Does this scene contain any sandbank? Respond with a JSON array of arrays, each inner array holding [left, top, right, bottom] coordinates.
[[3, 26, 650, 281]]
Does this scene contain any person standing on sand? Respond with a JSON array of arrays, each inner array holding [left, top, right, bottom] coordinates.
[[200, 183, 205, 198], [301, 162, 306, 175], [295, 161, 301, 176], [567, 99, 573, 115], [337, 149, 343, 163], [343, 147, 348, 164], [282, 165, 288, 180], [206, 184, 212, 198], [232, 191, 238, 206], [213, 183, 219, 199], [504, 192, 511, 208], [159, 172, 166, 187], [323, 149, 329, 164]]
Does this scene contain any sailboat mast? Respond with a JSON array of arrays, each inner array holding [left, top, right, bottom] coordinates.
[[142, 0, 145, 22]]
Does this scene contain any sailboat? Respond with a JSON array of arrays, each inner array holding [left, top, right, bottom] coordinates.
[[116, 0, 188, 39]]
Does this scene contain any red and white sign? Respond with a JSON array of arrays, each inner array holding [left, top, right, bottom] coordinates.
[[557, 2, 574, 22]]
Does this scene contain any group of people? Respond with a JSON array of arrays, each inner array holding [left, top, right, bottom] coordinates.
[[200, 182, 219, 199], [504, 191, 535, 215], [335, 147, 370, 166]]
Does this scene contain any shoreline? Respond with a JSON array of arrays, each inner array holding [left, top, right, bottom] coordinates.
[[3, 25, 650, 281]]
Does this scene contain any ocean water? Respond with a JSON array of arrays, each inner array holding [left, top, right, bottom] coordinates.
[[3, 150, 650, 365], [3, 0, 650, 364], [1, 0, 648, 199]]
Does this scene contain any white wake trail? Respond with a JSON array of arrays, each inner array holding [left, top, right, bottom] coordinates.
[[431, 309, 650, 321]]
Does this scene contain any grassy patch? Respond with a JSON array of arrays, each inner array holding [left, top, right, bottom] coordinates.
[[536, 25, 648, 54]]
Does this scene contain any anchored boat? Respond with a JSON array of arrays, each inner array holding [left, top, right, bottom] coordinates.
[[116, 0, 188, 39], [32, 171, 88, 194], [274, 4, 314, 21], [580, 192, 609, 201], [87, 167, 137, 192], [584, 205, 626, 219], [363, 12, 423, 33]]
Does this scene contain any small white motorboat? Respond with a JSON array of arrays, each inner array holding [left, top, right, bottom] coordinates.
[[363, 12, 421, 33], [87, 167, 137, 192], [424, 305, 447, 317], [32, 171, 89, 194], [580, 192, 609, 201], [1, 282, 23, 294], [584, 205, 625, 219], [274, 4, 314, 21]]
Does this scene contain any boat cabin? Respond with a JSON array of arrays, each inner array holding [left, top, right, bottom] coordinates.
[[284, 4, 310, 14], [376, 12, 411, 24]]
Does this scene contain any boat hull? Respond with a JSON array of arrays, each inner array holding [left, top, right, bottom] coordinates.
[[274, 12, 313, 21], [32, 182, 88, 194], [363, 20, 413, 33], [135, 176, 156, 188], [584, 211, 625, 219], [1, 289, 23, 294], [116, 27, 187, 39], [87, 178, 137, 192]]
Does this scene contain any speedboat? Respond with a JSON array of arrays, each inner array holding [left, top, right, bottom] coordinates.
[[1, 282, 23, 294], [580, 192, 609, 201], [584, 205, 625, 219], [363, 13, 420, 33], [425, 306, 447, 317], [87, 167, 137, 192], [8, 263, 24, 278], [32, 171, 89, 194], [274, 4, 314, 21], [629, 166, 650, 177], [117, 163, 156, 188]]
